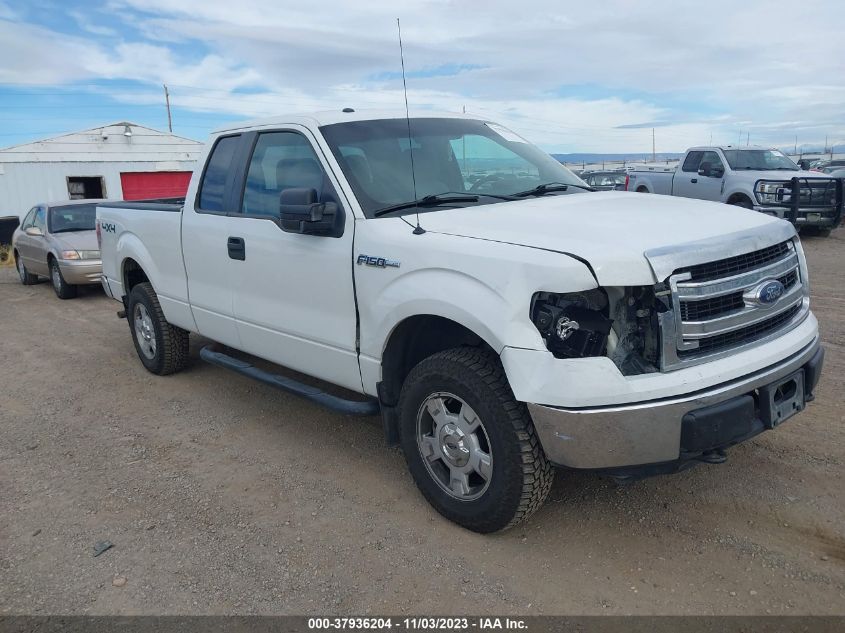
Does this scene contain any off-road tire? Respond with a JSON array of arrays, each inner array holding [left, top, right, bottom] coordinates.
[[50, 258, 77, 299], [398, 347, 554, 533], [127, 282, 190, 375], [15, 253, 37, 285], [729, 197, 754, 210], [800, 226, 832, 237]]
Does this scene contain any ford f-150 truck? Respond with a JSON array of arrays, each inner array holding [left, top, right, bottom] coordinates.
[[98, 111, 824, 532], [626, 146, 843, 236]]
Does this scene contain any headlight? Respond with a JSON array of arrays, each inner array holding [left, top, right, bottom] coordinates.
[[755, 181, 789, 204], [530, 290, 612, 358], [79, 250, 100, 260], [60, 250, 80, 260], [531, 286, 667, 375]]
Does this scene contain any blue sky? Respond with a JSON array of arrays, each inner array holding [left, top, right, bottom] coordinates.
[[1, 0, 843, 154]]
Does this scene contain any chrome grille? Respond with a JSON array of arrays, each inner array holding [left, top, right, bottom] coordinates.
[[659, 239, 809, 371], [675, 241, 789, 282]]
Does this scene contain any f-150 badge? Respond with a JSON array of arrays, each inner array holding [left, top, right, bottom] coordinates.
[[357, 254, 400, 268]]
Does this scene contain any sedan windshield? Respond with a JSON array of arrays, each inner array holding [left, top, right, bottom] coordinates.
[[319, 118, 586, 218], [721, 149, 798, 171], [48, 204, 97, 233]]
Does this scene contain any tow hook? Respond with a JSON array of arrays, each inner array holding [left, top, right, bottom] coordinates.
[[697, 449, 727, 464]]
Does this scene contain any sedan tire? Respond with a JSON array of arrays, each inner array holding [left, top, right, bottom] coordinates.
[[50, 258, 77, 299], [15, 254, 37, 285]]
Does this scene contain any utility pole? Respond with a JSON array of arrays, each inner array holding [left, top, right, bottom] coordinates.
[[163, 84, 173, 133], [794, 136, 798, 155], [652, 127, 656, 162], [746, 132, 750, 147], [737, 129, 742, 145]]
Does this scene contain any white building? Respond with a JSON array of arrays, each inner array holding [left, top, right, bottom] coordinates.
[[0, 122, 203, 219]]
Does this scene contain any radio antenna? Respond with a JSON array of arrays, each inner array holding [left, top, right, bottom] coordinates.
[[397, 18, 424, 235]]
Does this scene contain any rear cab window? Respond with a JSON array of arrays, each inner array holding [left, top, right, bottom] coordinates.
[[197, 135, 241, 212]]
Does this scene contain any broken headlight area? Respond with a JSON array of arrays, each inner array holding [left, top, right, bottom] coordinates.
[[531, 286, 669, 375], [530, 289, 612, 359]]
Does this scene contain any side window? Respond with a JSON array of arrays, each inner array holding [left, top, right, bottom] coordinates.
[[699, 151, 724, 172], [32, 208, 46, 232], [682, 151, 705, 172], [21, 207, 37, 229], [241, 132, 332, 217], [198, 135, 240, 212]]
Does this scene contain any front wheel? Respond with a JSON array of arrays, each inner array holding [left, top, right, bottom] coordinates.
[[127, 282, 190, 375], [729, 198, 753, 210], [50, 259, 77, 299], [398, 348, 554, 533]]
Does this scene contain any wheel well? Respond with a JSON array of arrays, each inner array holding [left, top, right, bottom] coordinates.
[[123, 258, 149, 292], [636, 185, 648, 193], [727, 193, 753, 205], [379, 315, 494, 407]]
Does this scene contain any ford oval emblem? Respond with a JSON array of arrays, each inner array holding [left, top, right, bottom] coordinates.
[[744, 279, 785, 308]]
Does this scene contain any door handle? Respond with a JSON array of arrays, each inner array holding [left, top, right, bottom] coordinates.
[[690, 178, 698, 183], [227, 236, 245, 261]]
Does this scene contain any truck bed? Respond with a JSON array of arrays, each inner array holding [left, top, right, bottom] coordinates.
[[97, 199, 193, 331]]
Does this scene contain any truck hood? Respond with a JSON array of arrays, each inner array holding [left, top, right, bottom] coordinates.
[[419, 191, 794, 285], [52, 230, 98, 252], [738, 169, 832, 179]]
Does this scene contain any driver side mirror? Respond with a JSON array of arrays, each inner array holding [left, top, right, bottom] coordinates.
[[698, 162, 712, 177], [279, 188, 339, 236], [25, 226, 43, 237]]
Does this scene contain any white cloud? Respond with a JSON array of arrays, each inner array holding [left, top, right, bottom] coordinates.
[[2, 0, 844, 151]]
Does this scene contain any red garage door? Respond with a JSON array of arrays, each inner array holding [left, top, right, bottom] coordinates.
[[120, 171, 192, 201]]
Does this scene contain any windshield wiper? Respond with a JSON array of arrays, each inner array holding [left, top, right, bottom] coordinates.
[[512, 182, 595, 197], [51, 228, 92, 233], [373, 194, 479, 217]]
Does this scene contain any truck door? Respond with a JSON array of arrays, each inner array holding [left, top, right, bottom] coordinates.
[[227, 128, 362, 392], [181, 134, 245, 348], [673, 150, 725, 201]]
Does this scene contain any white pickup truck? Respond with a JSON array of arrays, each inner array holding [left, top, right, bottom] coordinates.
[[626, 146, 843, 236], [98, 111, 824, 532]]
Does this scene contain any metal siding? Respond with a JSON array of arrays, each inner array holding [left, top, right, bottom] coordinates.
[[0, 160, 197, 218]]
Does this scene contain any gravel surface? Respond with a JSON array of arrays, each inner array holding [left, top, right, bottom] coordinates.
[[1, 230, 844, 615]]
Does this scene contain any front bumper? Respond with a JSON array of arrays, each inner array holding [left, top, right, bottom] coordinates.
[[58, 259, 102, 285], [527, 339, 823, 470], [754, 205, 840, 228]]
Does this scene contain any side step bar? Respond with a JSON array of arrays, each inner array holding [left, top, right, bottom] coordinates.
[[200, 346, 380, 416]]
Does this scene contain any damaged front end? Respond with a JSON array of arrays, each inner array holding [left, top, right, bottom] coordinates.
[[530, 284, 671, 375]]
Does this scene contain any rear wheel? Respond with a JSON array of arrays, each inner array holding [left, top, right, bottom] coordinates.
[[127, 282, 190, 375], [636, 186, 648, 193], [50, 258, 77, 299], [398, 347, 554, 533], [15, 254, 37, 285]]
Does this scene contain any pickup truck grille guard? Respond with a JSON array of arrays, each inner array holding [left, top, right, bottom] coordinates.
[[754, 177, 844, 224], [657, 239, 810, 371]]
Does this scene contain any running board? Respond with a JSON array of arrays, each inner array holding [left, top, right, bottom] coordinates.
[[199, 346, 380, 416]]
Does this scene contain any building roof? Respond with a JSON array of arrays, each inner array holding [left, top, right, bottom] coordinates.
[[0, 122, 203, 164]]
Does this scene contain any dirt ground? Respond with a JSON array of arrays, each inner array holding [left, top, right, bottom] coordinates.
[[1, 230, 843, 616]]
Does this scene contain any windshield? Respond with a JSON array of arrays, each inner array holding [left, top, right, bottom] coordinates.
[[721, 149, 798, 171], [48, 204, 97, 233], [319, 118, 586, 218]]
